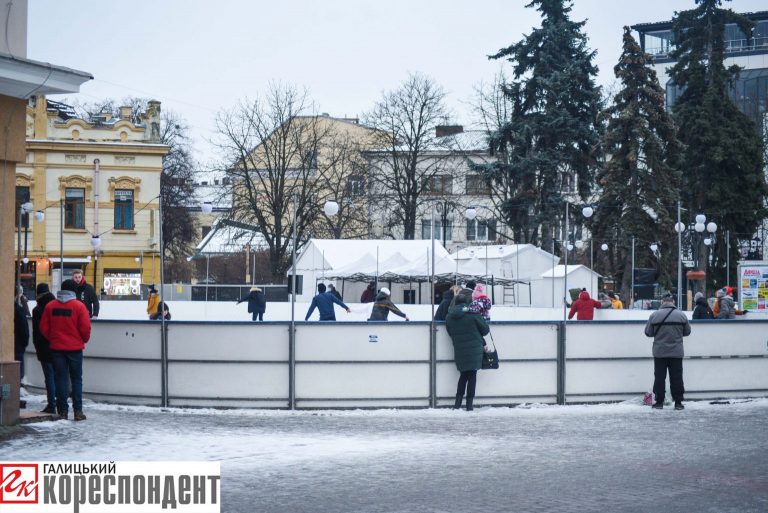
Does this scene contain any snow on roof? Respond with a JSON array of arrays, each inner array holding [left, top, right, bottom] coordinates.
[[453, 244, 559, 263], [296, 239, 451, 273], [194, 218, 265, 255], [457, 256, 490, 276], [540, 265, 597, 278]]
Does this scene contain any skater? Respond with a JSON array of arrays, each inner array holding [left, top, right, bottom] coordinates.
[[305, 283, 350, 321], [568, 289, 601, 320], [368, 287, 409, 321], [238, 286, 267, 321]]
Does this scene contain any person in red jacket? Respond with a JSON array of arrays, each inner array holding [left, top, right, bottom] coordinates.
[[568, 289, 602, 321], [40, 279, 91, 421]]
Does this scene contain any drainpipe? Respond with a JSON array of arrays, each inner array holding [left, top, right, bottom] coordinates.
[[93, 159, 100, 286]]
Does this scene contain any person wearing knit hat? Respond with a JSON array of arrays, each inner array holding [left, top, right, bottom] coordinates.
[[368, 287, 409, 321], [467, 283, 492, 321], [692, 291, 714, 320]]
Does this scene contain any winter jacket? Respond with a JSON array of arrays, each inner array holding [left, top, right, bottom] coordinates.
[[305, 292, 349, 321], [445, 306, 489, 372], [610, 297, 623, 310], [368, 292, 407, 321], [238, 290, 267, 314], [434, 290, 454, 321], [644, 304, 691, 358], [568, 291, 601, 320], [40, 290, 91, 352], [14, 301, 29, 354], [75, 279, 100, 318], [149, 301, 171, 320], [146, 292, 160, 317], [468, 296, 492, 321], [32, 291, 56, 362], [692, 296, 714, 320], [360, 287, 375, 303], [328, 288, 342, 301], [452, 287, 474, 307], [716, 295, 737, 319]]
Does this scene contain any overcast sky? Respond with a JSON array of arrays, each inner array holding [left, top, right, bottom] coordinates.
[[28, 0, 767, 166]]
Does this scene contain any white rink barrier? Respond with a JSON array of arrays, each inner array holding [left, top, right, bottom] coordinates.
[[22, 319, 768, 409]]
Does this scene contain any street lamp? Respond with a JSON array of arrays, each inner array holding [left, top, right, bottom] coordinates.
[[16, 201, 37, 302]]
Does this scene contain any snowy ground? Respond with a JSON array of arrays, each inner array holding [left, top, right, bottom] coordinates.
[[4, 394, 768, 512]]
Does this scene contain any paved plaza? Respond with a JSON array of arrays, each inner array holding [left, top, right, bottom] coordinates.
[[3, 396, 768, 513]]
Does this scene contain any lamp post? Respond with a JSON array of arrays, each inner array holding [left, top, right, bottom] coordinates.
[[16, 201, 35, 302], [562, 204, 594, 320], [674, 209, 717, 304]]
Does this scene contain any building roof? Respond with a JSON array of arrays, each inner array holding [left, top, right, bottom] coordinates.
[[453, 244, 557, 262], [194, 218, 266, 255], [0, 53, 92, 99], [540, 265, 597, 279], [632, 10, 768, 32]]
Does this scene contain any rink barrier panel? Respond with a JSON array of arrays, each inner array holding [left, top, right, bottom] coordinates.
[[22, 318, 768, 409]]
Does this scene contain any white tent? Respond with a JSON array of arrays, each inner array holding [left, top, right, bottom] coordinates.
[[533, 265, 600, 308], [292, 239, 451, 303]]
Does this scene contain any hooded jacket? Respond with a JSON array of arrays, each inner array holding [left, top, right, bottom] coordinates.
[[434, 290, 454, 321], [445, 306, 489, 372], [75, 278, 100, 317], [692, 295, 714, 320], [644, 303, 691, 358], [716, 292, 737, 319], [368, 292, 407, 321], [40, 290, 91, 351], [32, 291, 57, 361], [238, 288, 266, 314], [568, 291, 601, 321]]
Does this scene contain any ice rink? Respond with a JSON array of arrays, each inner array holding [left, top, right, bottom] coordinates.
[[4, 394, 768, 512]]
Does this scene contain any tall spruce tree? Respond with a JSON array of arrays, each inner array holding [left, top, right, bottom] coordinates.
[[591, 28, 681, 301], [480, 0, 601, 249], [669, 0, 767, 289]]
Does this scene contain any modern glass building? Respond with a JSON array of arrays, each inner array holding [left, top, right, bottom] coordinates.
[[633, 11, 768, 129]]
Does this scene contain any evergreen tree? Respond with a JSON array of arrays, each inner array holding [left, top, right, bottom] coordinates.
[[590, 28, 681, 302], [669, 0, 767, 289], [479, 0, 602, 249]]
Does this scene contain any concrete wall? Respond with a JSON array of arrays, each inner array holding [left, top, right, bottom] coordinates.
[[22, 319, 768, 409]]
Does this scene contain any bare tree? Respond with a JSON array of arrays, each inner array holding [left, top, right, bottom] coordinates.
[[214, 83, 331, 282], [312, 127, 371, 239], [363, 73, 452, 239]]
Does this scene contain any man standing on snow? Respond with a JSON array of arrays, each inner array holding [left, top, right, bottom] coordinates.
[[40, 279, 91, 421], [644, 293, 691, 410], [72, 269, 99, 319]]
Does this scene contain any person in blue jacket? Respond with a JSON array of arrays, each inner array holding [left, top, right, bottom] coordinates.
[[305, 283, 350, 321]]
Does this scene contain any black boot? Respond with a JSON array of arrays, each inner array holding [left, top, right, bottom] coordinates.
[[453, 395, 463, 409], [466, 397, 474, 411]]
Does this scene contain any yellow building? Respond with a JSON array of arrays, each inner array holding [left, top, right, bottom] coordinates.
[[18, 96, 169, 297]]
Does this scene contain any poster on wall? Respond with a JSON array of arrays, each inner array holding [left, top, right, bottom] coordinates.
[[103, 271, 141, 297], [738, 262, 768, 313]]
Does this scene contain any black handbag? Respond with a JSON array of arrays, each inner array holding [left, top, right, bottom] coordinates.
[[481, 332, 499, 370]]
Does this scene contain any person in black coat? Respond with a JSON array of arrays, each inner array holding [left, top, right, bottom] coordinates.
[[434, 286, 459, 321], [72, 269, 100, 318], [32, 283, 57, 413], [238, 287, 267, 321], [327, 284, 342, 301], [15, 288, 30, 409], [692, 292, 714, 320], [360, 282, 376, 303], [149, 301, 171, 320]]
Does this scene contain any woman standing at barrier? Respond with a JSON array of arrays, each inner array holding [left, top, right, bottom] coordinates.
[[446, 293, 489, 411]]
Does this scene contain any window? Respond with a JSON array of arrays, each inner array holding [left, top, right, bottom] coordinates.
[[15, 186, 30, 228], [345, 175, 365, 197], [466, 219, 497, 241], [65, 188, 85, 229], [201, 225, 212, 238], [424, 175, 453, 195], [422, 219, 453, 242], [466, 174, 491, 195], [114, 189, 134, 229]]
